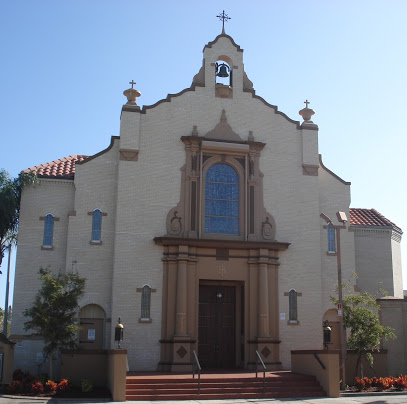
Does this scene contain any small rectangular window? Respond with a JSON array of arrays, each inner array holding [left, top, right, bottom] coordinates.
[[92, 210, 102, 242], [141, 285, 151, 320], [43, 214, 54, 247], [289, 289, 298, 322], [328, 226, 336, 253]]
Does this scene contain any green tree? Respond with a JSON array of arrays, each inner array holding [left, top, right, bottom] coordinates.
[[24, 267, 86, 378], [331, 286, 396, 379], [0, 169, 36, 266]]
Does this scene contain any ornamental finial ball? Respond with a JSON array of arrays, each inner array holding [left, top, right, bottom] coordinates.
[[123, 81, 141, 105], [299, 99, 315, 122]]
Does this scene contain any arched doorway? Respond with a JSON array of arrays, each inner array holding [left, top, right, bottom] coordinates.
[[79, 304, 106, 350]]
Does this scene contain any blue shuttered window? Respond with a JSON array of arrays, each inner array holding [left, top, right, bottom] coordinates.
[[205, 163, 239, 235]]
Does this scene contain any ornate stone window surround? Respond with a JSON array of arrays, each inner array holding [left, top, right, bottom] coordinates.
[[166, 110, 276, 243]]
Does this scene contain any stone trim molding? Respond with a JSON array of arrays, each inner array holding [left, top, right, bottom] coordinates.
[[302, 164, 319, 176], [89, 241, 103, 245], [154, 237, 289, 251], [87, 211, 108, 216], [120, 149, 139, 161], [68, 210, 76, 216], [136, 288, 157, 293], [41, 246, 54, 251], [39, 216, 60, 221]]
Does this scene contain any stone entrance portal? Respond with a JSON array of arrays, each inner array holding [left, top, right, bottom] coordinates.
[[155, 238, 289, 372]]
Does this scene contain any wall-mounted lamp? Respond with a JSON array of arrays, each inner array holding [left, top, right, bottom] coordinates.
[[216, 292, 223, 299], [323, 320, 332, 349], [115, 317, 124, 349]]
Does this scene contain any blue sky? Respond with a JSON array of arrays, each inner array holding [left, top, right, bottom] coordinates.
[[1, 1, 406, 307]]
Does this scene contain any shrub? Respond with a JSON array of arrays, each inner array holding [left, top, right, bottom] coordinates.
[[362, 377, 371, 388], [376, 377, 391, 391], [45, 380, 57, 394], [12, 369, 24, 381], [57, 378, 70, 392], [30, 381, 44, 395], [81, 379, 93, 393], [354, 377, 365, 391], [7, 380, 23, 394], [394, 375, 407, 390], [36, 373, 49, 385], [370, 376, 378, 387]]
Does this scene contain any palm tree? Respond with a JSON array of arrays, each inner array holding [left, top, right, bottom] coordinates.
[[0, 169, 36, 267]]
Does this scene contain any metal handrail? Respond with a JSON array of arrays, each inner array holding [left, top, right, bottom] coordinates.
[[192, 350, 201, 395], [255, 350, 266, 393], [312, 351, 326, 369]]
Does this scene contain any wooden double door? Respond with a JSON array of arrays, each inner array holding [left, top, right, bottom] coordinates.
[[198, 284, 237, 368]]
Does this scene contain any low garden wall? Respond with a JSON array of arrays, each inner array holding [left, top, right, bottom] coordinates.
[[61, 349, 127, 401], [291, 350, 340, 397]]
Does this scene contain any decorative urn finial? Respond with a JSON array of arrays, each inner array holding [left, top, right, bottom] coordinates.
[[299, 99, 315, 123], [123, 80, 141, 105]]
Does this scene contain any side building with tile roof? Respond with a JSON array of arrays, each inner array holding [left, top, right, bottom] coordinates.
[[10, 31, 405, 380]]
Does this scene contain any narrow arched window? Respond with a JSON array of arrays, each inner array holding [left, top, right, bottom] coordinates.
[[328, 226, 336, 253], [205, 163, 239, 235], [141, 285, 151, 320], [43, 214, 54, 247], [91, 209, 102, 242], [289, 289, 298, 322]]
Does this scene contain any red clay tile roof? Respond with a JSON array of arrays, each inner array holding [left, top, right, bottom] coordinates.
[[22, 155, 89, 179], [350, 208, 402, 233]]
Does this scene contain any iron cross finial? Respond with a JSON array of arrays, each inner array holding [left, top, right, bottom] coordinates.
[[217, 10, 231, 33], [304, 99, 310, 108], [129, 80, 136, 89]]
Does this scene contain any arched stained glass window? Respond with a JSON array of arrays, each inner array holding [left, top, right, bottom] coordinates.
[[141, 285, 151, 320], [92, 209, 102, 242], [43, 214, 54, 247], [289, 289, 298, 322], [205, 163, 239, 235]]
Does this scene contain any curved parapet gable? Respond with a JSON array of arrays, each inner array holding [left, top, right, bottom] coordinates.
[[76, 136, 120, 166], [137, 83, 304, 129], [319, 154, 351, 185], [203, 33, 244, 53], [139, 86, 198, 114]]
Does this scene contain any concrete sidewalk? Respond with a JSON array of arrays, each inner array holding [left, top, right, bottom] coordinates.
[[2, 392, 407, 404]]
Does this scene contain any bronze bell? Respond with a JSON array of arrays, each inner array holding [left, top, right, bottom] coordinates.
[[216, 63, 229, 77]]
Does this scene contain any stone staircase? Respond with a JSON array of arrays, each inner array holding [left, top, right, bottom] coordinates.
[[126, 371, 326, 400]]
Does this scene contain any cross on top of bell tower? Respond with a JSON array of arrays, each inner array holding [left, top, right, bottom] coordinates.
[[216, 10, 231, 34]]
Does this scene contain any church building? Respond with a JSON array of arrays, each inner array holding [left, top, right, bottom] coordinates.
[[11, 27, 404, 376]]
